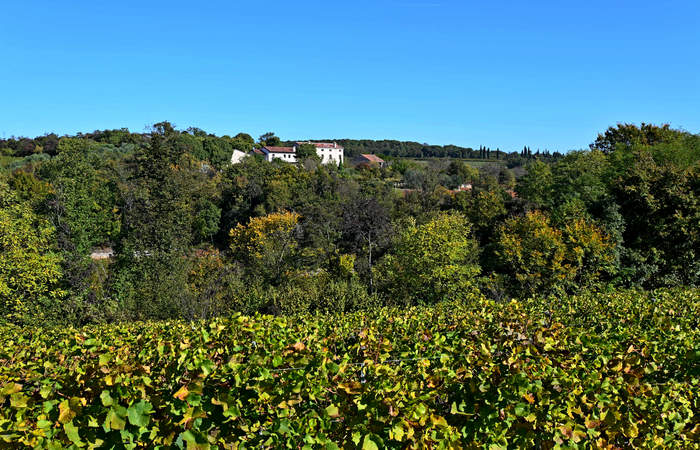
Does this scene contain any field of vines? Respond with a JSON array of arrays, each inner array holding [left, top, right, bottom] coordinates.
[[1, 289, 698, 448]]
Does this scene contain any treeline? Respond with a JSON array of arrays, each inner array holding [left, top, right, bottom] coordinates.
[[283, 138, 563, 161], [0, 127, 256, 171], [2, 128, 562, 170], [0, 122, 698, 326]]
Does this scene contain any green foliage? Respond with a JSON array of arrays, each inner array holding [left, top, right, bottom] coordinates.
[[220, 156, 313, 230], [0, 180, 64, 324], [377, 213, 481, 305], [0, 289, 697, 447], [184, 248, 245, 320], [496, 211, 617, 296], [590, 122, 688, 154], [517, 134, 700, 289], [446, 160, 479, 186], [193, 199, 222, 242], [1, 121, 698, 325], [295, 143, 320, 162], [453, 190, 507, 239], [40, 142, 120, 255], [341, 197, 393, 293], [267, 273, 380, 315], [516, 160, 553, 207], [611, 149, 700, 286], [259, 132, 282, 147], [113, 123, 204, 320], [6, 170, 54, 211], [230, 211, 301, 283]]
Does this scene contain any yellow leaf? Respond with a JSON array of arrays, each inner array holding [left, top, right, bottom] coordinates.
[[58, 400, 76, 424], [174, 385, 189, 401]]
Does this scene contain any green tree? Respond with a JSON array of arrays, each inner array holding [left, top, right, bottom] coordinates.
[[220, 156, 312, 233], [298, 200, 343, 271], [259, 132, 282, 147], [202, 136, 233, 168], [0, 180, 64, 324], [454, 189, 507, 245], [40, 143, 120, 255], [611, 149, 700, 286], [6, 170, 54, 212], [194, 199, 222, 243], [377, 213, 481, 305], [113, 122, 197, 320], [230, 211, 301, 283], [590, 123, 686, 154], [496, 211, 616, 297], [446, 160, 478, 187], [231, 134, 254, 153], [341, 197, 392, 293], [517, 160, 554, 208], [295, 143, 321, 165], [234, 133, 255, 145]]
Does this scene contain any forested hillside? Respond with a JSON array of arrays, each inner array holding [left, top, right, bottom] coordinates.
[[1, 129, 557, 173], [1, 122, 699, 447], [1, 122, 699, 325]]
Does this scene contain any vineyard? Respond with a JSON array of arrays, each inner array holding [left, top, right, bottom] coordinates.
[[1, 289, 698, 448]]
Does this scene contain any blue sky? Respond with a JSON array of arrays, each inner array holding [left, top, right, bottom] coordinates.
[[1, 0, 699, 151]]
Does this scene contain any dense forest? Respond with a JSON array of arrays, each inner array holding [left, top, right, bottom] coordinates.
[[1, 122, 698, 326]]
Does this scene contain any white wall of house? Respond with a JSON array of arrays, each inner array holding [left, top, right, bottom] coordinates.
[[297, 142, 344, 165], [231, 149, 247, 164], [315, 145, 344, 165], [262, 149, 297, 163], [235, 143, 344, 165]]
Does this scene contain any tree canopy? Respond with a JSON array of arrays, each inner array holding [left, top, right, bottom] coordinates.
[[0, 121, 698, 325]]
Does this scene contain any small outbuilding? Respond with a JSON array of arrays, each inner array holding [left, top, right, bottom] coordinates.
[[353, 154, 386, 168]]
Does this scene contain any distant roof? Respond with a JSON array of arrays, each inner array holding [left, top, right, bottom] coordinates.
[[296, 141, 342, 149], [262, 146, 295, 153], [252, 148, 264, 155], [359, 154, 385, 163]]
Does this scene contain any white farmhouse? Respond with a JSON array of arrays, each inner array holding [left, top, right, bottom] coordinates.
[[233, 142, 345, 165], [259, 146, 298, 162], [296, 142, 344, 165]]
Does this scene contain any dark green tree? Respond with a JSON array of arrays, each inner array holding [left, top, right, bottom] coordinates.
[[259, 132, 282, 147], [591, 123, 686, 154], [113, 122, 197, 320]]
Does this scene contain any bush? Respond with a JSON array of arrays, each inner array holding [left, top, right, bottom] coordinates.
[[496, 210, 617, 297], [0, 181, 65, 325], [268, 272, 379, 315], [377, 212, 481, 305]]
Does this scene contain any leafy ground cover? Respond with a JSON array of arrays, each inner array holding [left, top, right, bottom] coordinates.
[[1, 289, 698, 448]]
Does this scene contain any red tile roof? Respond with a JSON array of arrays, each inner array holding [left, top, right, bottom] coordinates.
[[359, 154, 385, 163], [296, 141, 342, 149], [252, 148, 264, 155], [263, 146, 295, 153]]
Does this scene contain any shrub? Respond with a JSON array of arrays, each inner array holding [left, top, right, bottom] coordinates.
[[377, 212, 481, 305], [496, 210, 616, 297]]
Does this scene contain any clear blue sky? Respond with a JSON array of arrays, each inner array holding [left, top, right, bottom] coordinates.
[[1, 0, 699, 151]]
